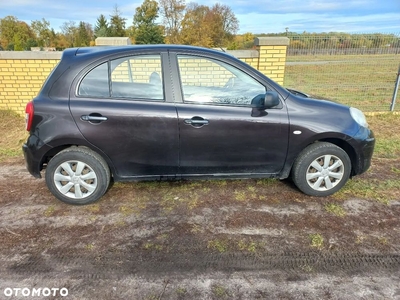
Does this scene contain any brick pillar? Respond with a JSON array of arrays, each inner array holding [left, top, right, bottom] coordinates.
[[254, 37, 290, 85]]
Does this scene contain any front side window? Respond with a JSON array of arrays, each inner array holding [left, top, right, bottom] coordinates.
[[78, 55, 164, 101], [177, 55, 266, 106]]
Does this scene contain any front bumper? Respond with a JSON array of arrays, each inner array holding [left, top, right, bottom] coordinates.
[[354, 129, 375, 175]]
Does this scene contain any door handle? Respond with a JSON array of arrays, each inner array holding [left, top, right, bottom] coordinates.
[[184, 117, 209, 127], [81, 115, 108, 122]]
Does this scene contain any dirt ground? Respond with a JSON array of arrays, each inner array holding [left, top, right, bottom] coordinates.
[[0, 157, 400, 300]]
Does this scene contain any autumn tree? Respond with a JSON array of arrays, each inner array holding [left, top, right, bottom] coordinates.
[[94, 14, 110, 37], [133, 0, 164, 44], [208, 4, 238, 47], [60, 21, 77, 47], [180, 3, 212, 47], [159, 0, 185, 44], [180, 3, 239, 48], [109, 5, 127, 37]]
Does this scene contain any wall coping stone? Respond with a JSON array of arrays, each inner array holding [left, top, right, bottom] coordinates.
[[254, 37, 290, 46], [95, 37, 131, 46], [0, 51, 62, 59], [226, 50, 259, 58]]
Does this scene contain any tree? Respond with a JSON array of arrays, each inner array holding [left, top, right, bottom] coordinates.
[[75, 21, 92, 46], [0, 16, 35, 50], [60, 21, 77, 47], [31, 18, 52, 47], [94, 14, 110, 37], [180, 3, 212, 47], [109, 5, 126, 37], [159, 0, 185, 44], [208, 4, 239, 47], [180, 3, 239, 48], [133, 0, 165, 44]]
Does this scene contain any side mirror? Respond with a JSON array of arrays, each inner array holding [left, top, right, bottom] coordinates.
[[251, 91, 280, 110]]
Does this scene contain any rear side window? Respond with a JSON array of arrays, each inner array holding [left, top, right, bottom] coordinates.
[[111, 55, 163, 100], [78, 62, 109, 97], [78, 55, 164, 101]]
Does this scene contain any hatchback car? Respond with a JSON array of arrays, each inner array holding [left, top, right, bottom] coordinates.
[[23, 45, 375, 205]]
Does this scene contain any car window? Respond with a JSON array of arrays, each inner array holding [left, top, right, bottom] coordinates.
[[111, 55, 164, 100], [78, 55, 164, 101], [78, 62, 110, 97], [177, 55, 266, 106]]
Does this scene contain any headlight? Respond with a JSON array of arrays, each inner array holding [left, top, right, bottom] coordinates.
[[350, 107, 368, 128]]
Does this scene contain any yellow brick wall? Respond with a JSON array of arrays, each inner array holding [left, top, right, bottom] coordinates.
[[0, 41, 289, 115], [0, 58, 59, 114]]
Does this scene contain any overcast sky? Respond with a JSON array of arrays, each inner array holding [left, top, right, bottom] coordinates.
[[1, 0, 399, 34]]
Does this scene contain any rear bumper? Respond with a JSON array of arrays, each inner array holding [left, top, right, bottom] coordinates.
[[23, 143, 42, 178], [22, 135, 53, 179]]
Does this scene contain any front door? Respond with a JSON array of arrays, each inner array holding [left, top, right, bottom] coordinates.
[[174, 54, 289, 176]]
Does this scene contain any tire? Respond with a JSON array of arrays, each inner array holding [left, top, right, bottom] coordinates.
[[292, 142, 351, 197], [45, 147, 110, 205]]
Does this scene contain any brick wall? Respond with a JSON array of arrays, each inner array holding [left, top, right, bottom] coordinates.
[[0, 52, 60, 114], [0, 38, 290, 115]]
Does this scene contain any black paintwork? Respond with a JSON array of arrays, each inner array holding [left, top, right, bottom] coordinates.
[[23, 45, 375, 181]]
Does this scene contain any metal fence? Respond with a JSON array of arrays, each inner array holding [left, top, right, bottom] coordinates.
[[283, 34, 400, 112]]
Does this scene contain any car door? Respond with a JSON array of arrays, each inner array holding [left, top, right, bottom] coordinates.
[[173, 54, 289, 176], [69, 52, 179, 179]]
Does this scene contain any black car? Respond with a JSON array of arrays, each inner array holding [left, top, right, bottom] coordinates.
[[23, 45, 375, 205]]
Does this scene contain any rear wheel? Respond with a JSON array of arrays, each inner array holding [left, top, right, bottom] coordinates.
[[292, 142, 351, 197], [45, 147, 110, 205]]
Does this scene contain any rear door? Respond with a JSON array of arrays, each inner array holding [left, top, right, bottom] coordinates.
[[69, 52, 179, 179]]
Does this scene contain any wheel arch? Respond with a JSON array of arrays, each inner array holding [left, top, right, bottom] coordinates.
[[40, 142, 116, 177], [280, 135, 359, 179], [317, 138, 357, 176]]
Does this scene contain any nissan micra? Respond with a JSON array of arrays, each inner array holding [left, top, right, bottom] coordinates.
[[23, 45, 375, 204]]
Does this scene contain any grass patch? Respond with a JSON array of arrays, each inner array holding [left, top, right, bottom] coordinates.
[[367, 113, 400, 158], [284, 54, 398, 111], [334, 178, 400, 204], [325, 203, 346, 217], [0, 110, 27, 161], [207, 239, 229, 253], [309, 233, 324, 250]]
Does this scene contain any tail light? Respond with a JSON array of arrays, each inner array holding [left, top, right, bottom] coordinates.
[[25, 101, 34, 131]]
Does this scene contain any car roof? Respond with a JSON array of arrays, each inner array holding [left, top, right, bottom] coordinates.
[[62, 44, 229, 61]]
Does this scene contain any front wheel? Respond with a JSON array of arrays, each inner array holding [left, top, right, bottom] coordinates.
[[292, 142, 351, 197], [45, 147, 110, 205]]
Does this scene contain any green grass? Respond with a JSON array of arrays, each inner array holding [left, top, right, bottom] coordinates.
[[284, 54, 398, 112], [0, 110, 27, 161], [309, 233, 324, 250], [325, 203, 346, 217]]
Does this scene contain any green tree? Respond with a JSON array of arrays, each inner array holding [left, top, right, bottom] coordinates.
[[75, 21, 91, 46], [109, 5, 126, 37], [31, 18, 52, 47], [133, 0, 165, 44], [159, 0, 185, 44], [94, 14, 110, 37]]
